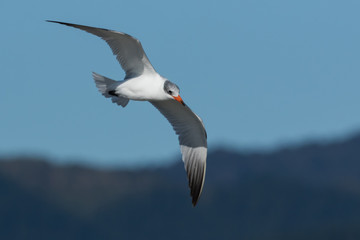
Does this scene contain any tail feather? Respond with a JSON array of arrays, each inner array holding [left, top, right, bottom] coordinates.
[[92, 72, 129, 107]]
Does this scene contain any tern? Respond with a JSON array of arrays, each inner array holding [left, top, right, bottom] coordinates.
[[48, 21, 207, 206]]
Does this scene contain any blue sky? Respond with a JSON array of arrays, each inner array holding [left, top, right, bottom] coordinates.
[[1, 0, 360, 167]]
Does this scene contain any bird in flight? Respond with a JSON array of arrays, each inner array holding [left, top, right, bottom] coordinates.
[[48, 21, 207, 206]]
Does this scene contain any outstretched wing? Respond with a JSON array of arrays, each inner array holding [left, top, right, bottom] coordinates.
[[47, 20, 156, 79], [150, 100, 207, 206]]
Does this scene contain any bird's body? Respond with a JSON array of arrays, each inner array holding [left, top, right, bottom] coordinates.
[[48, 20, 207, 206], [115, 74, 167, 101]]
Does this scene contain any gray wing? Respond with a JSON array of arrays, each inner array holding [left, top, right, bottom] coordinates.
[[150, 100, 207, 206], [47, 20, 156, 79]]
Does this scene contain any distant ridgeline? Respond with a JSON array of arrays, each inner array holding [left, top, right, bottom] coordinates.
[[1, 133, 360, 240]]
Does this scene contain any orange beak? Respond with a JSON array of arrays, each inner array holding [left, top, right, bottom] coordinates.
[[173, 95, 185, 106]]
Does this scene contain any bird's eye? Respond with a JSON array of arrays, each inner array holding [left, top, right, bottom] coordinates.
[[168, 90, 173, 95]]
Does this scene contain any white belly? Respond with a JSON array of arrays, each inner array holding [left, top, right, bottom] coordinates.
[[116, 74, 168, 101]]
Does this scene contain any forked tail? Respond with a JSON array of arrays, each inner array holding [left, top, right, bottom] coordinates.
[[92, 72, 129, 107]]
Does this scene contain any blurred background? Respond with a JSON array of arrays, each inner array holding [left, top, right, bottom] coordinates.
[[1, 0, 360, 239]]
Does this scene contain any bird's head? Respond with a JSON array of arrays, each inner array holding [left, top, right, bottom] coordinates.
[[163, 80, 185, 106]]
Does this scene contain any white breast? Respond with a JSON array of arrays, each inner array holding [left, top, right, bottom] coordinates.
[[116, 74, 168, 101]]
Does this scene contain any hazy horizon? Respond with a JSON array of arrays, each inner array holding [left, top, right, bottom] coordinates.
[[1, 128, 359, 169]]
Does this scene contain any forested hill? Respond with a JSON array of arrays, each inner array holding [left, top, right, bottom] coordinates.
[[1, 133, 360, 240]]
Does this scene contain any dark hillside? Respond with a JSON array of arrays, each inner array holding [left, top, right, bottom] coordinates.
[[1, 134, 360, 239]]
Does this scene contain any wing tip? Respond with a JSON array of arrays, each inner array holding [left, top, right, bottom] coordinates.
[[187, 160, 206, 207], [192, 195, 201, 207], [46, 20, 70, 26], [46, 20, 112, 33], [190, 182, 204, 207]]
